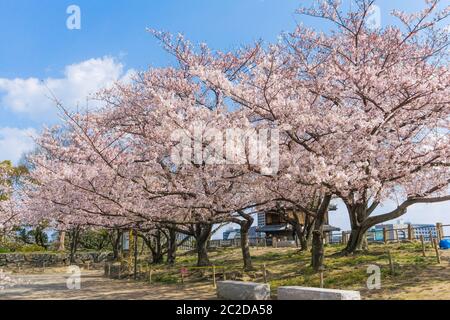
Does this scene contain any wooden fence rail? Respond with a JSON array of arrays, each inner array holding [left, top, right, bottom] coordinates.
[[338, 222, 447, 245]]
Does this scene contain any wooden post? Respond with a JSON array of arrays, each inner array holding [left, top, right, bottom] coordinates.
[[429, 230, 434, 248], [212, 265, 217, 288], [324, 233, 330, 244], [433, 239, 441, 264], [319, 267, 325, 288], [263, 264, 267, 283], [133, 230, 138, 280], [108, 263, 111, 276], [383, 228, 388, 244], [223, 267, 226, 281], [148, 268, 153, 284], [387, 250, 394, 275], [273, 237, 278, 248], [408, 224, 414, 241], [341, 231, 346, 245], [58, 231, 66, 251], [420, 235, 426, 257], [436, 223, 443, 242]]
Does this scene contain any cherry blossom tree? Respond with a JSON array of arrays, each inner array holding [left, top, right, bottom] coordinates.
[[0, 161, 28, 234], [17, 0, 449, 274], [172, 0, 449, 263]]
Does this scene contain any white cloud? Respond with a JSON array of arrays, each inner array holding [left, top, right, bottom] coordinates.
[[0, 127, 37, 164], [0, 56, 135, 121]]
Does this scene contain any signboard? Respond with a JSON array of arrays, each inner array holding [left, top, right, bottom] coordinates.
[[122, 232, 130, 251]]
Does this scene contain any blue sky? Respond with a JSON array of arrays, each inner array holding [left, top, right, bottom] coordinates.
[[0, 0, 448, 232]]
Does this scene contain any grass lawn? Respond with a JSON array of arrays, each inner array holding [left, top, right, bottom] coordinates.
[[144, 242, 450, 300]]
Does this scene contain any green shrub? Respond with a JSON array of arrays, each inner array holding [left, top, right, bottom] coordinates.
[[153, 273, 179, 284], [0, 240, 22, 252], [18, 244, 47, 253]]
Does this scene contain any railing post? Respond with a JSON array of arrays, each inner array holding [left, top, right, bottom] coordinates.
[[263, 264, 267, 283], [420, 235, 426, 257], [383, 228, 388, 244], [429, 230, 434, 248], [433, 239, 441, 264], [212, 265, 216, 288], [436, 223, 443, 242], [408, 224, 414, 241], [395, 230, 400, 243]]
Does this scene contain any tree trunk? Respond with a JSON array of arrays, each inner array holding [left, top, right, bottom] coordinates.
[[57, 231, 66, 251], [342, 202, 372, 254], [150, 230, 164, 264], [238, 213, 254, 271], [311, 214, 325, 271], [194, 223, 212, 267], [111, 229, 123, 261], [285, 209, 314, 252], [293, 222, 312, 252], [166, 227, 177, 265], [196, 239, 210, 267], [311, 195, 332, 272], [299, 234, 309, 251], [344, 227, 369, 254], [150, 250, 164, 264], [69, 227, 80, 264]]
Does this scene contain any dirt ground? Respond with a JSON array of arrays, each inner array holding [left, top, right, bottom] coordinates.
[[362, 249, 450, 300], [0, 269, 216, 300]]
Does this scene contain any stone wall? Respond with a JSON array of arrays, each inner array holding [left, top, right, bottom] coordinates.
[[0, 252, 114, 268]]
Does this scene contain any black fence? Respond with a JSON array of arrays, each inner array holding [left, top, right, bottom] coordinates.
[[176, 223, 448, 250], [178, 237, 271, 251], [331, 223, 448, 245]]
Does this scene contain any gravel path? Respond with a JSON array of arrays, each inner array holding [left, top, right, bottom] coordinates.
[[0, 269, 216, 300]]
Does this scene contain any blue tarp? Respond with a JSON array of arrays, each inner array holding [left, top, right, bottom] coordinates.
[[439, 239, 450, 249]]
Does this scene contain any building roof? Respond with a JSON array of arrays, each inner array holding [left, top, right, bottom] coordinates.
[[323, 225, 341, 232], [256, 224, 341, 232], [256, 224, 341, 233], [256, 224, 289, 233], [227, 231, 238, 240]]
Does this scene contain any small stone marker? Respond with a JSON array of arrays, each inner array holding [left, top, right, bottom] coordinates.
[[217, 281, 270, 300], [278, 286, 361, 300]]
